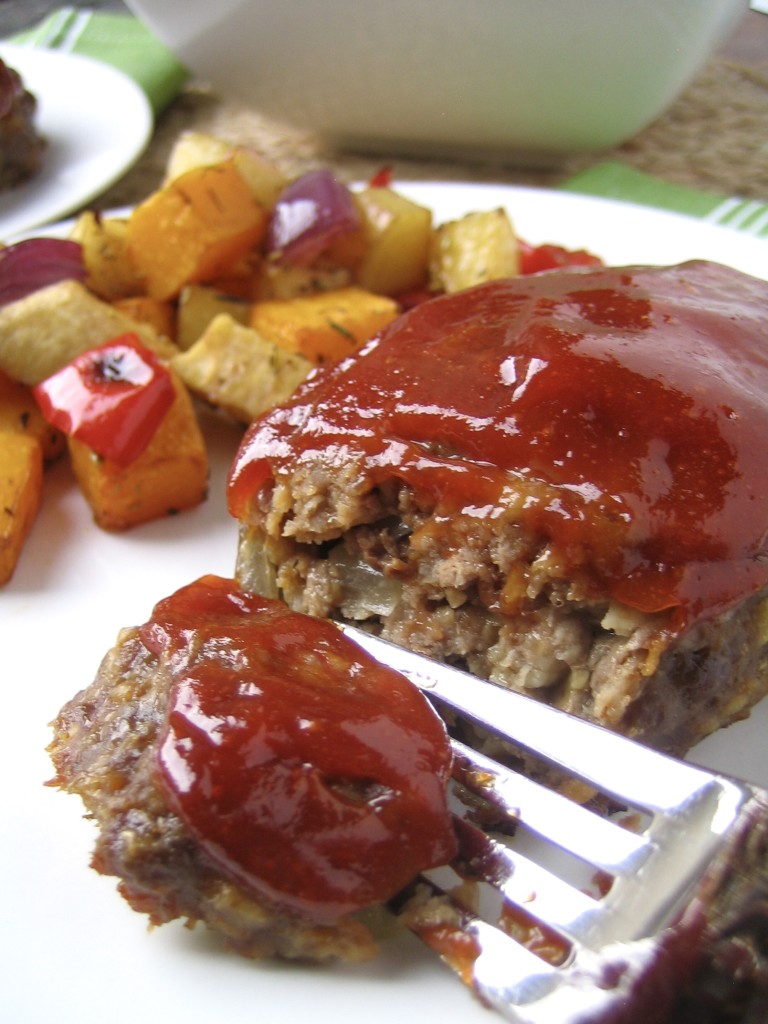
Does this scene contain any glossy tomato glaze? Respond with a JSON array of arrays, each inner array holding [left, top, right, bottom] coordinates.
[[229, 261, 768, 630], [140, 575, 456, 923]]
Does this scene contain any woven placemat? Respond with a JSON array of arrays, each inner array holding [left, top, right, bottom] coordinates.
[[94, 56, 768, 211]]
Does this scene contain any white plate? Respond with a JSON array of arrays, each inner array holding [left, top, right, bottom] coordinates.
[[0, 44, 152, 240], [2, 184, 768, 1024]]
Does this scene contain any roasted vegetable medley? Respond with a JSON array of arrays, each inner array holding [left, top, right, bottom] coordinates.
[[0, 131, 600, 585]]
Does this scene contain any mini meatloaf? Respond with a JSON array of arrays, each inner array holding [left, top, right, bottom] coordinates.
[[0, 58, 45, 190], [228, 261, 768, 760], [48, 575, 456, 963]]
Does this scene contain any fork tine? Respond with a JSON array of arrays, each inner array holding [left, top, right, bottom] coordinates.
[[397, 873, 561, 1007], [341, 627, 768, 1020], [399, 868, 673, 1024], [447, 816, 604, 946], [403, 830, 709, 1024], [450, 738, 651, 876], [448, 735, 752, 944]]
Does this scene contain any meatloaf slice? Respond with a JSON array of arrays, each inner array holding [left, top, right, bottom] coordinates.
[[0, 58, 45, 190], [229, 262, 768, 761], [48, 575, 456, 963]]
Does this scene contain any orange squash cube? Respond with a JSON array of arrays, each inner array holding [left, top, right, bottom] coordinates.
[[127, 159, 269, 301], [0, 431, 43, 585], [68, 373, 208, 531], [112, 296, 177, 340], [0, 370, 65, 461], [250, 286, 399, 366]]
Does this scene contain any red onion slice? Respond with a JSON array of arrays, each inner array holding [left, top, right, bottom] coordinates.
[[267, 169, 361, 266], [0, 238, 86, 307]]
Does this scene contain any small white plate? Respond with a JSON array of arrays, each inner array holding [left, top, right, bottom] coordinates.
[[2, 184, 768, 1024], [0, 44, 152, 240]]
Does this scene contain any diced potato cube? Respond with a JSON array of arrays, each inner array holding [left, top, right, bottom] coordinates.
[[353, 187, 432, 296], [173, 314, 312, 423], [164, 132, 287, 209], [127, 159, 269, 300], [0, 370, 65, 461], [163, 131, 237, 182], [111, 296, 177, 340], [68, 372, 208, 531], [69, 212, 145, 301], [176, 285, 252, 350], [429, 208, 520, 293], [230, 148, 289, 210], [0, 280, 177, 386], [252, 261, 352, 302], [250, 286, 399, 366], [0, 431, 43, 585]]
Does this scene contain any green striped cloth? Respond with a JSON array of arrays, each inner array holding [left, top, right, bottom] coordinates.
[[9, 6, 188, 116], [561, 161, 768, 241]]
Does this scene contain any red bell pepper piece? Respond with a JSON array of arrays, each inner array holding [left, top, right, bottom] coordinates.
[[33, 334, 176, 467], [518, 240, 603, 275], [368, 165, 394, 188]]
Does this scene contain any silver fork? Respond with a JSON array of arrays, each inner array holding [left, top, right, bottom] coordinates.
[[341, 626, 768, 1024]]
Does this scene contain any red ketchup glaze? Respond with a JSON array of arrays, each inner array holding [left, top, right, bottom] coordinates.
[[140, 575, 457, 923], [229, 262, 768, 629]]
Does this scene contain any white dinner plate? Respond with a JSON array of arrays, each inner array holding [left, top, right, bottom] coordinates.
[[0, 44, 152, 240], [2, 183, 768, 1024]]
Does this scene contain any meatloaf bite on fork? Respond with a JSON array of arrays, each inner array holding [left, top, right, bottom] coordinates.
[[228, 260, 768, 762], [48, 574, 456, 962]]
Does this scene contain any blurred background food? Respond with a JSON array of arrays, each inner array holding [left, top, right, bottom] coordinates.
[[0, 54, 45, 189]]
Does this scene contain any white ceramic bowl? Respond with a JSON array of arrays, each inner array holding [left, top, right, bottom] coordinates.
[[126, 0, 746, 162]]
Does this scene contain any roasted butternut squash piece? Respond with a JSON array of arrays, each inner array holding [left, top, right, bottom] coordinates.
[[0, 370, 64, 461], [250, 286, 399, 366], [127, 159, 269, 301], [0, 431, 43, 585], [68, 373, 208, 531], [164, 131, 287, 209], [112, 296, 177, 340]]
